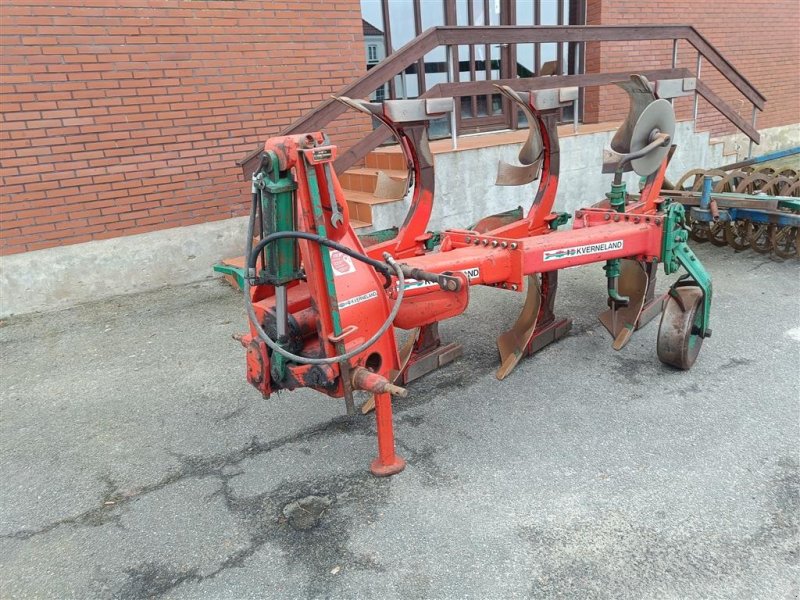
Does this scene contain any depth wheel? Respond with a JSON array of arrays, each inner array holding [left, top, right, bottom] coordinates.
[[724, 220, 750, 251], [772, 226, 798, 260], [657, 287, 705, 370]]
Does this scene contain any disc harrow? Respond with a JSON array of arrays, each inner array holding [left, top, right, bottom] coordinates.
[[663, 147, 800, 259]]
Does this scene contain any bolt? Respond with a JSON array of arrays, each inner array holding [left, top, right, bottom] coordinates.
[[674, 235, 682, 242], [511, 284, 518, 291], [624, 215, 629, 221], [502, 283, 508, 289], [474, 239, 480, 245], [510, 243, 518, 250], [482, 239, 489, 246], [604, 214, 611, 221], [576, 211, 583, 218], [492, 240, 499, 247], [465, 236, 471, 243], [501, 242, 508, 248], [655, 218, 661, 225], [645, 217, 651, 223], [613, 215, 620, 222], [634, 217, 640, 223]]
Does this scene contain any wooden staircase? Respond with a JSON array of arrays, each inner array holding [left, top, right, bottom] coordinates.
[[339, 150, 409, 229]]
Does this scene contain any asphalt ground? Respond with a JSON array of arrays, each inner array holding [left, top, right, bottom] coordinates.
[[1, 243, 798, 599]]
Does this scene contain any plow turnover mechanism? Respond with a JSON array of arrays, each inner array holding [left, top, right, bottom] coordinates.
[[239, 75, 712, 476]]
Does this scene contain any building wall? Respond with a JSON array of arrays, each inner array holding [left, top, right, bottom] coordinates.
[[583, 0, 800, 137], [0, 0, 369, 256]]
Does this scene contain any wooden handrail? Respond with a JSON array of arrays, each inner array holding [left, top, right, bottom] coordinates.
[[238, 25, 765, 178]]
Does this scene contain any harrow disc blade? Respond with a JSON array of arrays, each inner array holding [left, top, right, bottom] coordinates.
[[772, 226, 798, 260], [708, 221, 728, 247], [496, 274, 542, 380], [657, 287, 704, 370], [748, 222, 774, 254], [724, 220, 751, 251], [598, 259, 649, 350]]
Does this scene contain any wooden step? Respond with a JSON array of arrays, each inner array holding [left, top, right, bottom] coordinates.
[[344, 189, 403, 224], [365, 150, 408, 171], [339, 167, 408, 194]]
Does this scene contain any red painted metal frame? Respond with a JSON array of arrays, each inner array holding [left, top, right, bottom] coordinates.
[[243, 93, 671, 476]]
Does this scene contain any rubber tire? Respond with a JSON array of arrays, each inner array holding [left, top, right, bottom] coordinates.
[[657, 287, 704, 370]]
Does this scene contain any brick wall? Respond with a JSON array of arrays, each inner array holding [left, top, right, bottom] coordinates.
[[583, 0, 800, 137], [0, 0, 370, 255]]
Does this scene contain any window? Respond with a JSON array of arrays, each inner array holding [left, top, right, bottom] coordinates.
[[360, 0, 586, 133]]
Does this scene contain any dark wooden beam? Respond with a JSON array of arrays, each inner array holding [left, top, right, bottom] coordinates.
[[686, 27, 766, 109], [238, 25, 766, 178], [436, 68, 690, 97]]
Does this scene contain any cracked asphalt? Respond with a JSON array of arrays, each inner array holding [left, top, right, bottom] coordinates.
[[1, 244, 798, 599]]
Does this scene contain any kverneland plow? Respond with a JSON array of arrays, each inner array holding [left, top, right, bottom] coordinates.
[[236, 75, 712, 476]]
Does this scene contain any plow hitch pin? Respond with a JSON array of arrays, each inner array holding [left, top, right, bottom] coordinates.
[[351, 367, 408, 398]]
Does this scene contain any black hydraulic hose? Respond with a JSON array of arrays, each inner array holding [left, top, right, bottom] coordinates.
[[242, 191, 404, 365], [248, 232, 393, 287]]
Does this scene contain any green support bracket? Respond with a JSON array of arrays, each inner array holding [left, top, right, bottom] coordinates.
[[606, 179, 627, 212], [661, 201, 712, 337], [548, 212, 572, 230], [213, 263, 245, 289]]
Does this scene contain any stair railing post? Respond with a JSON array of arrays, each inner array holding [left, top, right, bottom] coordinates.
[[693, 53, 702, 124], [447, 44, 458, 149]]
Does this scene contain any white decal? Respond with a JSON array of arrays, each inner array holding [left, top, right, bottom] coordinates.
[[402, 267, 480, 290], [338, 290, 378, 310], [330, 250, 356, 276], [543, 240, 624, 262]]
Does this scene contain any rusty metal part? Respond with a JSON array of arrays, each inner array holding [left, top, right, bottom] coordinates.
[[724, 220, 750, 250], [657, 287, 704, 370], [766, 175, 795, 197], [752, 165, 776, 176], [675, 168, 708, 191], [610, 75, 657, 156], [351, 367, 408, 398], [735, 172, 772, 195], [689, 220, 711, 243], [778, 168, 798, 181], [362, 324, 462, 414], [772, 226, 798, 259], [394, 328, 419, 380], [493, 85, 543, 186], [747, 222, 774, 254], [598, 259, 649, 350], [713, 170, 747, 193], [787, 181, 800, 197], [374, 170, 410, 200], [496, 274, 542, 380], [708, 221, 727, 246]]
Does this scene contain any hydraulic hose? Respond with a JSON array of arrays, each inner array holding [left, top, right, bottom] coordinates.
[[243, 190, 405, 365]]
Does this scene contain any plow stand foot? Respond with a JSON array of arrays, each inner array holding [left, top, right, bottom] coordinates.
[[370, 392, 406, 477]]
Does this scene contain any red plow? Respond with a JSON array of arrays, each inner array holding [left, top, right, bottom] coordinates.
[[237, 75, 712, 476]]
